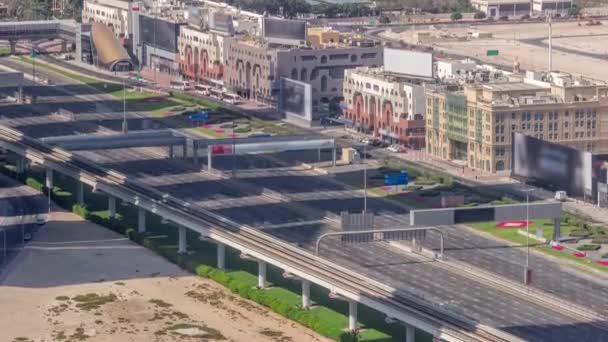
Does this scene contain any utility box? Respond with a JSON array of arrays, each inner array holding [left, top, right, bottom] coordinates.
[[341, 147, 359, 164]]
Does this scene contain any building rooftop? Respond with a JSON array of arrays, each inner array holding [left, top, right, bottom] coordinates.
[[481, 82, 547, 92]]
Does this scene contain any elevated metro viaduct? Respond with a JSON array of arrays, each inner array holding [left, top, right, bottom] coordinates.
[[0, 20, 78, 54], [0, 125, 519, 342], [0, 20, 134, 71]]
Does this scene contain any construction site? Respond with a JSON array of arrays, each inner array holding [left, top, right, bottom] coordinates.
[[381, 19, 608, 80]]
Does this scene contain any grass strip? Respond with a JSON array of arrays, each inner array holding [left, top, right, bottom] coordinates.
[[1, 165, 432, 342]]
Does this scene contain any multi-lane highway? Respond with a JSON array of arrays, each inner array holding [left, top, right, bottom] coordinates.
[[2, 56, 608, 341]]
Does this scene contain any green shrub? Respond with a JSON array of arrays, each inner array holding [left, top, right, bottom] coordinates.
[[234, 126, 252, 133], [339, 332, 359, 342], [125, 228, 141, 243], [415, 179, 436, 186], [474, 11, 486, 19], [576, 244, 601, 251], [569, 229, 591, 237], [405, 185, 422, 191], [26, 177, 44, 192], [591, 236, 608, 244], [72, 204, 89, 219]]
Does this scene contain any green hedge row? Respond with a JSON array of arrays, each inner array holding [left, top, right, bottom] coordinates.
[[1, 165, 425, 342]]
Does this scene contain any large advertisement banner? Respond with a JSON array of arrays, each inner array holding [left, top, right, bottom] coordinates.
[[279, 77, 312, 122], [512, 133, 592, 196]]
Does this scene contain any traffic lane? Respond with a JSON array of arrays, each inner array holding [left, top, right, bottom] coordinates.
[[212, 202, 328, 227], [322, 240, 608, 342], [77, 149, 266, 201], [209, 150, 331, 172], [417, 224, 608, 316], [241, 174, 346, 194], [66, 150, 608, 340]]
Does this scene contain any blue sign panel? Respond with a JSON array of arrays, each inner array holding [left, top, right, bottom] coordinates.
[[189, 112, 209, 121], [384, 171, 409, 186]]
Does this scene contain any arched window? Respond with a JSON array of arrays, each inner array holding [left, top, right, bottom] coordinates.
[[300, 68, 307, 81], [496, 160, 505, 171], [321, 55, 327, 64], [291, 68, 298, 80], [321, 75, 328, 91]]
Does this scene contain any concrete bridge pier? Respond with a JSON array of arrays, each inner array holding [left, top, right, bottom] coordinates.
[[217, 242, 225, 270], [108, 196, 116, 218], [15, 156, 26, 174], [178, 226, 187, 254], [406, 325, 415, 342], [15, 86, 23, 104], [76, 181, 84, 205], [332, 146, 337, 167], [138, 208, 146, 234], [192, 145, 199, 165], [302, 280, 311, 309], [169, 145, 174, 159], [207, 148, 213, 171], [258, 260, 267, 289], [348, 300, 358, 331], [9, 40, 16, 55]]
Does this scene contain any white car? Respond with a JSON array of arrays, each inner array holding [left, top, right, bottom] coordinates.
[[35, 215, 46, 226], [387, 145, 400, 153]]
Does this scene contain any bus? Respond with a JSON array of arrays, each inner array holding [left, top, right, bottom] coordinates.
[[170, 80, 194, 91], [222, 92, 241, 105], [209, 88, 223, 99], [195, 83, 211, 96]]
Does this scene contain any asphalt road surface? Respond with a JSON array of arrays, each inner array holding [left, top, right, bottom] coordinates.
[[2, 57, 608, 341]]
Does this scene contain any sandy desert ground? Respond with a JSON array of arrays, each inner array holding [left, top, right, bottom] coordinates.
[[383, 20, 608, 80], [0, 205, 330, 342]]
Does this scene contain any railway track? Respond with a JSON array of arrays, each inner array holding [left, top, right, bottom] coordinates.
[[0, 125, 519, 342]]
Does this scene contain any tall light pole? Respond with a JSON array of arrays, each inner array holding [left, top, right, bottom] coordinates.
[[548, 15, 553, 71], [363, 143, 367, 212], [232, 123, 236, 178], [122, 79, 128, 134], [523, 188, 534, 285]]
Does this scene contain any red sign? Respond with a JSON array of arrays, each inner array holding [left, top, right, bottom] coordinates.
[[211, 144, 233, 155], [496, 221, 531, 229], [573, 252, 586, 258], [132, 6, 140, 11]]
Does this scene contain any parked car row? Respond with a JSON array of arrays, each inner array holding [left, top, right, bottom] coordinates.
[[357, 137, 408, 153]]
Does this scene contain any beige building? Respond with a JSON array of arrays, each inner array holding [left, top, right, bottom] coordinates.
[[426, 73, 608, 173], [222, 36, 383, 112], [82, 0, 135, 38], [178, 25, 227, 81], [307, 27, 340, 48], [342, 67, 426, 148]]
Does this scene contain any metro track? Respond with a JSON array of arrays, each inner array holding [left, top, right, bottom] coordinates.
[[0, 125, 518, 342]]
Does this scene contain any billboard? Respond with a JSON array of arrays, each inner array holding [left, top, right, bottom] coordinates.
[[279, 77, 312, 123], [263, 18, 307, 46], [512, 133, 592, 196], [383, 48, 433, 78], [209, 11, 234, 34], [210, 139, 334, 156], [139, 15, 181, 52]]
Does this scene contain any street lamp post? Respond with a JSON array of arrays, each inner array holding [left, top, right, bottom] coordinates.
[[523, 188, 534, 285], [363, 143, 367, 213], [232, 123, 236, 178], [122, 80, 128, 134]]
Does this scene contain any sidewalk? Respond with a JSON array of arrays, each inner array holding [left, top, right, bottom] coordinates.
[[322, 127, 608, 226]]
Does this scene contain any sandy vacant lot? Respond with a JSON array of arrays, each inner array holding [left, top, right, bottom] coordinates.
[[384, 20, 608, 80], [0, 208, 329, 342]]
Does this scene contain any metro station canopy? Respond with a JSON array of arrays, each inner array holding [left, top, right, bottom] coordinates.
[[90, 22, 133, 71]]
